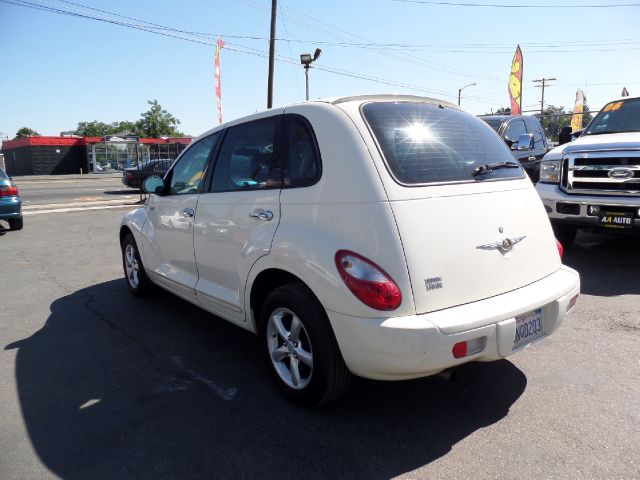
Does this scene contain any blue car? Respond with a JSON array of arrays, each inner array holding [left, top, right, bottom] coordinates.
[[0, 167, 23, 230]]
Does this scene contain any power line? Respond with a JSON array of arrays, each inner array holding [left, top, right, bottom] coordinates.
[[392, 0, 640, 8]]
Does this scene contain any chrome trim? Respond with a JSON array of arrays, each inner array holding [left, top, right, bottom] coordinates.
[[476, 235, 526, 254], [561, 151, 640, 197]]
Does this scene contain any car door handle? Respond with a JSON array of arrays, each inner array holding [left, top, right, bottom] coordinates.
[[528, 156, 537, 161], [182, 208, 195, 217], [249, 210, 273, 221]]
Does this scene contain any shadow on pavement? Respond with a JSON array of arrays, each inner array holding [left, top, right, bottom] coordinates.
[[6, 279, 526, 479], [563, 232, 640, 297]]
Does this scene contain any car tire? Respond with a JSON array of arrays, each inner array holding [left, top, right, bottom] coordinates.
[[259, 283, 351, 407], [552, 224, 577, 249], [121, 233, 154, 296], [8, 216, 23, 231]]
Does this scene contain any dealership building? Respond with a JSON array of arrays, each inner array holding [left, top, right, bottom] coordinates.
[[1, 135, 192, 176]]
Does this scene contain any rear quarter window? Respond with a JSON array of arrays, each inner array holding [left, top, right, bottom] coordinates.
[[362, 102, 524, 185]]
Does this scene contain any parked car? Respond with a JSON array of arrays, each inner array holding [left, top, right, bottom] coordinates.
[[479, 114, 549, 183], [537, 96, 640, 248], [120, 95, 580, 406], [122, 159, 173, 188], [0, 167, 23, 230]]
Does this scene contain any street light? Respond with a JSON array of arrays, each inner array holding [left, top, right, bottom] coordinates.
[[300, 48, 321, 101], [457, 82, 476, 106]]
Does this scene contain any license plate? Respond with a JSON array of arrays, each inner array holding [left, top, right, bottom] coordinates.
[[513, 309, 544, 351], [598, 211, 634, 229]]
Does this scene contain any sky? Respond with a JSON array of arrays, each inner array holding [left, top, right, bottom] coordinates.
[[1, 0, 639, 140]]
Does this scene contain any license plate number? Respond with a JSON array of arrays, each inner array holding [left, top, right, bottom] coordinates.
[[598, 211, 633, 229], [513, 309, 544, 351]]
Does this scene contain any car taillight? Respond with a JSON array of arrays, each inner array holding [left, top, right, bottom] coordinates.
[[556, 239, 564, 259], [0, 185, 18, 196], [335, 250, 402, 310]]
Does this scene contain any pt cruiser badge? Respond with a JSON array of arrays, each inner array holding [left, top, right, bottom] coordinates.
[[476, 235, 527, 254]]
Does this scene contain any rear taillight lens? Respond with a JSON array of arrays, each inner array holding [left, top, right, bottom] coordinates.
[[556, 239, 564, 259], [0, 185, 18, 196], [335, 250, 402, 310]]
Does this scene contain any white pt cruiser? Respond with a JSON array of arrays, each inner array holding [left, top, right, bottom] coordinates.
[[120, 95, 580, 406]]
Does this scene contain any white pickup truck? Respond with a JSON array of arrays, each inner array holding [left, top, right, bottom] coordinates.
[[536, 97, 640, 247]]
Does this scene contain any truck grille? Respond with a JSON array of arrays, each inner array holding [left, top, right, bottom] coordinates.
[[560, 152, 640, 196]]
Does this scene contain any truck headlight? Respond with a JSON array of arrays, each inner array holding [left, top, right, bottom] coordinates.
[[540, 160, 562, 183]]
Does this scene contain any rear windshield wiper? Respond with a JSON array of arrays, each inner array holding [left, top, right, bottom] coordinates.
[[472, 161, 520, 177]]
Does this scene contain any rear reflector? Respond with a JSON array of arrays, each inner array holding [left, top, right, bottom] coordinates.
[[452, 337, 486, 359], [0, 185, 18, 196]]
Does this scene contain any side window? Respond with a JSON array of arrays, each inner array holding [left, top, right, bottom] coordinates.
[[210, 116, 281, 192], [503, 119, 527, 143], [168, 133, 219, 195], [284, 115, 321, 188], [526, 118, 547, 149]]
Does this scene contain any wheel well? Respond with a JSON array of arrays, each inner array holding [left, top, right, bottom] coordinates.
[[250, 269, 312, 327], [119, 225, 133, 246]]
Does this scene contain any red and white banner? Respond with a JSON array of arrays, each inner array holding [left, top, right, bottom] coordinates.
[[214, 37, 224, 125], [508, 45, 523, 115]]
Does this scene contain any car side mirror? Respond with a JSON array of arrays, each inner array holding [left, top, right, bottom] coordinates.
[[515, 133, 534, 151], [142, 175, 166, 195], [558, 126, 572, 145]]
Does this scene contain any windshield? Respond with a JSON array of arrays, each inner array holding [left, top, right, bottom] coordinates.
[[362, 102, 523, 185], [479, 117, 504, 132], [584, 98, 640, 135]]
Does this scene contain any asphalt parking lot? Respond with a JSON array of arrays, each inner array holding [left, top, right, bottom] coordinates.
[[1, 206, 639, 479]]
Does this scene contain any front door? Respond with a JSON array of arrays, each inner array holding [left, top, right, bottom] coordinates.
[[193, 113, 283, 324], [142, 133, 219, 301]]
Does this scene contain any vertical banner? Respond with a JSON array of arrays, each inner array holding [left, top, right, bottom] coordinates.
[[508, 45, 523, 115], [571, 89, 585, 133], [214, 36, 224, 125], [621, 87, 629, 97]]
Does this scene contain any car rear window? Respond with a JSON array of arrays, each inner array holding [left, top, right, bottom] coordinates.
[[362, 102, 524, 185]]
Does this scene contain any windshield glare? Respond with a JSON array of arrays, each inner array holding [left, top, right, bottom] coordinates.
[[362, 102, 523, 185], [585, 98, 640, 135]]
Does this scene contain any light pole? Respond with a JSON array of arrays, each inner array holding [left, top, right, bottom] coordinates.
[[457, 82, 476, 106], [300, 48, 322, 101]]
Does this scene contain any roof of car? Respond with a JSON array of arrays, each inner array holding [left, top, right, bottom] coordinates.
[[327, 94, 460, 109], [193, 94, 463, 144], [477, 114, 537, 121]]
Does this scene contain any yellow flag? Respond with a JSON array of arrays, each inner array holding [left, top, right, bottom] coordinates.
[[571, 89, 585, 133]]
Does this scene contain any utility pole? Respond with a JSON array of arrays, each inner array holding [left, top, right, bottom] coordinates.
[[267, 0, 277, 109], [533, 77, 556, 116]]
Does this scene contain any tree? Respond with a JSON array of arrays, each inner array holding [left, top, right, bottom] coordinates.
[[135, 99, 182, 138], [537, 105, 569, 142], [72, 100, 183, 138], [74, 121, 113, 137], [15, 127, 40, 138], [74, 120, 139, 137]]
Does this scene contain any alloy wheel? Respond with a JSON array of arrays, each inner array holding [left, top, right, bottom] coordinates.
[[266, 307, 314, 390]]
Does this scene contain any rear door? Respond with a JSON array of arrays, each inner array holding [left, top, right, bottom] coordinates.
[[193, 113, 283, 324], [358, 101, 560, 314]]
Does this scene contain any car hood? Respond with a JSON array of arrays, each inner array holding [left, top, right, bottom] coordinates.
[[545, 132, 640, 160]]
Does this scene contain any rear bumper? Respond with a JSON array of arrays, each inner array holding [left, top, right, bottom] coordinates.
[[327, 266, 580, 380], [536, 182, 640, 228], [0, 196, 22, 219]]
